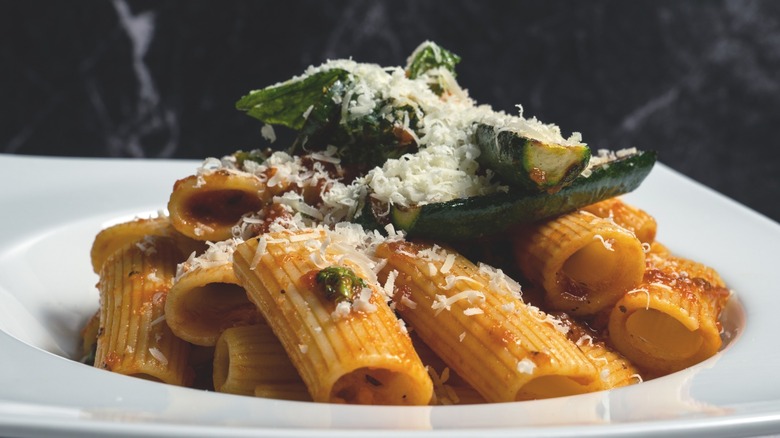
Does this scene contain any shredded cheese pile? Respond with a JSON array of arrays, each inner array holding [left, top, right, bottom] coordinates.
[[200, 54, 588, 222]]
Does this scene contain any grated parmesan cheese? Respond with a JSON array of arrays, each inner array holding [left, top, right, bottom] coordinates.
[[309, 145, 341, 164], [397, 318, 408, 334], [302, 104, 314, 120], [431, 290, 485, 315], [478, 263, 522, 298], [593, 234, 615, 251], [146, 271, 161, 283], [176, 238, 242, 280], [582, 148, 638, 177], [135, 236, 158, 256], [576, 334, 594, 347], [517, 358, 536, 374], [148, 347, 168, 366], [400, 294, 418, 309], [427, 365, 459, 405], [331, 301, 352, 319], [352, 287, 378, 314], [627, 287, 652, 309], [442, 274, 482, 290], [382, 269, 398, 298], [261, 123, 277, 143], [528, 305, 570, 335], [255, 54, 587, 212], [463, 307, 483, 316], [501, 302, 517, 313], [439, 253, 456, 274], [150, 315, 166, 326]]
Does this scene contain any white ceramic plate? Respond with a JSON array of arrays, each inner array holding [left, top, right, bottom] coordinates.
[[1, 154, 779, 438]]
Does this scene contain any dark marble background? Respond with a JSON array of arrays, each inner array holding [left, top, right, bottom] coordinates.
[[2, 0, 779, 223]]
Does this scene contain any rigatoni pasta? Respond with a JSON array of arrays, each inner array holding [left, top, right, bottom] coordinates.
[[513, 210, 646, 315], [94, 236, 193, 386], [555, 313, 642, 391], [581, 197, 657, 244], [83, 177, 732, 404], [168, 169, 272, 241], [608, 251, 729, 375], [81, 42, 735, 407], [376, 240, 598, 402], [83, 168, 733, 405], [410, 334, 487, 405], [90, 215, 203, 274], [165, 240, 260, 346], [232, 227, 433, 405], [213, 324, 307, 397]]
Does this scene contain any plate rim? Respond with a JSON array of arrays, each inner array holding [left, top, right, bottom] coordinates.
[[1, 154, 780, 437]]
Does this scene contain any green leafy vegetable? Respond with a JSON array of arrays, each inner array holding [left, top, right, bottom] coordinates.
[[405, 41, 462, 80], [291, 94, 422, 170], [236, 69, 349, 130], [232, 41, 656, 241], [405, 41, 462, 96]]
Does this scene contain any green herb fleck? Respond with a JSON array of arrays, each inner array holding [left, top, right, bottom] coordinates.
[[233, 148, 271, 168], [316, 266, 366, 303]]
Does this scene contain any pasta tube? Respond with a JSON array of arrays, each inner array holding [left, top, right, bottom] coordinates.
[[557, 314, 643, 391], [608, 251, 730, 375], [90, 215, 203, 273], [410, 334, 486, 405], [376, 240, 598, 402], [514, 209, 645, 315], [94, 236, 193, 386], [581, 198, 657, 244], [254, 383, 312, 402], [188, 345, 216, 390], [168, 169, 272, 241], [648, 241, 670, 257], [213, 324, 306, 398], [166, 256, 260, 346], [232, 228, 433, 405], [576, 338, 643, 391], [79, 310, 100, 365]]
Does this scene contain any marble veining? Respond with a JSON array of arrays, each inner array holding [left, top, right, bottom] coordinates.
[[1, 0, 779, 222], [619, 87, 680, 133], [101, 0, 178, 157]]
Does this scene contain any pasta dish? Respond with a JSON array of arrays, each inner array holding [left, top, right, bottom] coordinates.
[[80, 42, 731, 405]]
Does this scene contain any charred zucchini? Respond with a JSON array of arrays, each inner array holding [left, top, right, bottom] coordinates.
[[475, 123, 590, 193], [388, 150, 656, 240]]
